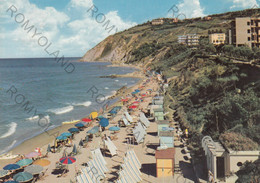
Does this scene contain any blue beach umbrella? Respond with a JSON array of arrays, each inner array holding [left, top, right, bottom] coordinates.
[[56, 135, 67, 141], [3, 164, 20, 171], [13, 172, 33, 182], [109, 126, 120, 131], [68, 128, 80, 133], [61, 132, 72, 137], [16, 159, 33, 167], [87, 126, 99, 134], [75, 123, 85, 128], [135, 89, 140, 92], [132, 91, 138, 95], [99, 118, 109, 127]]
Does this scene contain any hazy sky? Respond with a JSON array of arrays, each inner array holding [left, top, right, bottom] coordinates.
[[1, 0, 259, 58]]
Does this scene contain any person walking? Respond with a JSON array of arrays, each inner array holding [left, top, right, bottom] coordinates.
[[185, 128, 189, 138]]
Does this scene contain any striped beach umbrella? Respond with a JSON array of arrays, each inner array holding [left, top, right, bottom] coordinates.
[[59, 156, 76, 164]]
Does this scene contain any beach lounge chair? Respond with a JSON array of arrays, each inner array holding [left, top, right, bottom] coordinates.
[[87, 160, 106, 179], [139, 112, 150, 127], [122, 116, 131, 126], [92, 156, 108, 174], [126, 150, 141, 169], [123, 159, 142, 182], [107, 137, 117, 150], [133, 126, 145, 144], [124, 156, 142, 176], [121, 164, 139, 183], [124, 112, 133, 123], [104, 140, 117, 156], [91, 148, 107, 165], [78, 167, 98, 183]]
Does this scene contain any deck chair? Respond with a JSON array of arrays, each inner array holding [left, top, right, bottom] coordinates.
[[122, 116, 131, 126], [122, 161, 141, 182], [104, 140, 117, 156], [124, 112, 133, 123], [107, 137, 117, 150], [124, 156, 142, 177], [139, 112, 150, 127], [93, 156, 108, 174], [127, 150, 141, 169], [91, 148, 107, 165], [81, 167, 101, 183], [87, 160, 106, 179]]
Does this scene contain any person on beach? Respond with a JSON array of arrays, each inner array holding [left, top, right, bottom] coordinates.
[[185, 129, 189, 138]]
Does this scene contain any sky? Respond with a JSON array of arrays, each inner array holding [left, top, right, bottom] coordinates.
[[0, 0, 259, 58]]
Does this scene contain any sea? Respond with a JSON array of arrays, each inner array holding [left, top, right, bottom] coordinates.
[[0, 57, 140, 154]]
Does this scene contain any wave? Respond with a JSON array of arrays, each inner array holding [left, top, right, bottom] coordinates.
[[115, 80, 119, 82], [72, 101, 92, 107], [48, 106, 74, 115], [0, 140, 17, 155], [0, 122, 17, 139], [26, 115, 50, 123], [104, 87, 109, 90]]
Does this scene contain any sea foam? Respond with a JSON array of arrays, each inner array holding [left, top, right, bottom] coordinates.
[[73, 101, 92, 107], [48, 106, 74, 115], [0, 122, 17, 139]]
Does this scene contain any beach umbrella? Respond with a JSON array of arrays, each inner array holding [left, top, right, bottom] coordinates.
[[16, 159, 33, 167], [13, 172, 33, 183], [47, 144, 52, 153], [97, 116, 104, 119], [61, 132, 72, 137], [79, 139, 84, 147], [72, 144, 77, 154], [81, 118, 91, 122], [87, 126, 99, 134], [56, 135, 67, 141], [135, 89, 140, 92], [133, 101, 139, 104], [24, 164, 43, 175], [4, 181, 19, 183], [131, 91, 138, 95], [99, 118, 109, 127], [3, 164, 20, 171], [75, 123, 85, 128], [121, 99, 128, 102], [0, 170, 9, 178], [68, 128, 79, 133], [129, 105, 137, 109], [33, 159, 50, 167], [59, 156, 76, 165], [147, 89, 152, 91], [109, 126, 120, 132], [89, 112, 98, 119], [25, 152, 40, 159]]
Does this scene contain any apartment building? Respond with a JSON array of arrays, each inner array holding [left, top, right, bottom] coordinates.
[[178, 34, 199, 46], [151, 18, 164, 25], [209, 33, 226, 45], [231, 17, 260, 48]]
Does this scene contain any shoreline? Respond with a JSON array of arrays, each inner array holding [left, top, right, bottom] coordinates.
[[0, 63, 145, 168]]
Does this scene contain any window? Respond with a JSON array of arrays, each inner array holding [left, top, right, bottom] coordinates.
[[248, 37, 251, 41], [247, 22, 250, 25], [248, 29, 250, 33]]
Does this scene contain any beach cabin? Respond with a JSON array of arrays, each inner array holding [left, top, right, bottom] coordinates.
[[154, 108, 164, 121], [157, 120, 170, 136], [159, 131, 174, 148], [153, 99, 163, 108], [155, 148, 175, 178]]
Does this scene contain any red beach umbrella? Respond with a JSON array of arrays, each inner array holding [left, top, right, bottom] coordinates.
[[121, 99, 128, 102], [82, 118, 91, 122], [129, 105, 137, 109], [133, 101, 139, 104]]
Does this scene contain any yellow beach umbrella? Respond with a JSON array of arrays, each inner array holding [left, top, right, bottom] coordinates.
[[33, 159, 50, 167], [89, 112, 98, 119]]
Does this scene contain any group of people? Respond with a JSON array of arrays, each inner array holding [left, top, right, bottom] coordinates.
[[176, 127, 189, 141]]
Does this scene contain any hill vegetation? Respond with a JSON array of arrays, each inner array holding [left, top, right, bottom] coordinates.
[[82, 7, 260, 181]]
